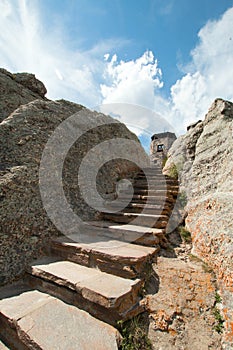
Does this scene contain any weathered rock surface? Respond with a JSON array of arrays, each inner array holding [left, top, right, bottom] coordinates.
[[0, 340, 9, 349], [145, 256, 221, 350], [0, 68, 148, 285], [51, 236, 157, 279], [27, 257, 143, 324], [0, 283, 122, 350], [163, 98, 233, 349], [0, 68, 47, 122]]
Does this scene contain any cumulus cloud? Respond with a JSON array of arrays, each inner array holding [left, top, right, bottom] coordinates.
[[0, 0, 232, 139], [99, 51, 173, 138], [0, 0, 123, 107], [170, 7, 233, 131], [101, 51, 163, 108], [100, 7, 233, 136]]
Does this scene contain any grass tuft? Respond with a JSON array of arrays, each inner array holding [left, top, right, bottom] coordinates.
[[117, 315, 152, 350], [178, 226, 192, 243]]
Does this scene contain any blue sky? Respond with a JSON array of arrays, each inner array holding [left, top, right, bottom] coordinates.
[[40, 0, 232, 94], [1, 0, 233, 150]]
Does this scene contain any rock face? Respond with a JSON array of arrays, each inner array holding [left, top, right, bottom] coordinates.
[[164, 98, 233, 349], [0, 68, 47, 122], [0, 68, 148, 286], [146, 257, 221, 350], [0, 283, 122, 350]]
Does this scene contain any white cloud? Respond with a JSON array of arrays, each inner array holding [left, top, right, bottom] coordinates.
[[170, 7, 233, 132], [104, 53, 110, 61], [101, 51, 163, 108], [99, 51, 174, 138], [0, 0, 232, 139], [99, 7, 233, 136], [0, 0, 124, 107]]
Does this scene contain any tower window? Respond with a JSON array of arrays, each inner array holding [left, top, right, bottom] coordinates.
[[157, 144, 164, 152]]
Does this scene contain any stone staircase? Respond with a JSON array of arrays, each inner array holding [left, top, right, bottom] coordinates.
[[0, 166, 179, 350]]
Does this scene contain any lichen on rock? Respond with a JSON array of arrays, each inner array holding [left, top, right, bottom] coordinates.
[[0, 69, 148, 285], [163, 98, 233, 349]]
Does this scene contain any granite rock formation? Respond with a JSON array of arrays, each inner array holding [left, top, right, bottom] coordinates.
[[0, 68, 47, 122], [164, 98, 233, 349], [0, 68, 148, 286]]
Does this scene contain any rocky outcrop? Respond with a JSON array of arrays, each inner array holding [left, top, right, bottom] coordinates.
[[0, 69, 148, 286], [146, 256, 221, 350], [164, 98, 233, 349], [0, 68, 47, 122]]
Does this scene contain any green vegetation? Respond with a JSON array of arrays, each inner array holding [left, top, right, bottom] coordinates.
[[177, 191, 188, 208], [201, 262, 213, 273], [188, 253, 213, 273], [213, 307, 224, 333], [215, 293, 222, 304], [140, 261, 154, 297], [117, 315, 152, 350], [179, 226, 192, 243], [213, 292, 224, 333], [162, 155, 168, 168], [188, 253, 202, 262], [168, 163, 178, 179]]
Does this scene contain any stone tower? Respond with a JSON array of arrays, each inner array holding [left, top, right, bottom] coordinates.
[[150, 131, 176, 166]]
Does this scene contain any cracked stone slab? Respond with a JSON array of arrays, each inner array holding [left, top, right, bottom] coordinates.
[[86, 221, 165, 246], [28, 257, 142, 310], [53, 237, 156, 258], [103, 212, 169, 228], [52, 237, 157, 278], [0, 283, 121, 350], [0, 340, 10, 349]]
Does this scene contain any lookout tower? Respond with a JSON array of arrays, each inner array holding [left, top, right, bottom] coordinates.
[[150, 131, 176, 166]]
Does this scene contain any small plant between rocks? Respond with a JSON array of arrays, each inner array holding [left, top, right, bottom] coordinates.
[[117, 314, 153, 350], [178, 226, 192, 243], [213, 293, 224, 333], [168, 163, 178, 179], [140, 260, 156, 297], [213, 307, 224, 333], [162, 155, 168, 168], [215, 292, 222, 304], [177, 191, 188, 208]]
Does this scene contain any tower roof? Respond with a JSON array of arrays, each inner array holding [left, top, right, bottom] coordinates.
[[151, 131, 176, 141]]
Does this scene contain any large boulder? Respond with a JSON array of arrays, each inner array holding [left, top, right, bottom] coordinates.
[[0, 68, 47, 122], [164, 98, 233, 348], [0, 70, 149, 285]]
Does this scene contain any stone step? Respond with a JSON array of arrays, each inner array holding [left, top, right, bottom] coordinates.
[[0, 282, 122, 350], [134, 174, 165, 179], [133, 183, 179, 190], [105, 201, 172, 211], [135, 173, 177, 178], [51, 237, 157, 279], [129, 202, 170, 210], [0, 340, 9, 350], [27, 257, 144, 325], [136, 173, 163, 178], [118, 194, 176, 204], [129, 189, 178, 196], [104, 202, 171, 216], [85, 221, 164, 247], [137, 168, 162, 174], [103, 212, 169, 228], [87, 221, 167, 247], [105, 201, 175, 215], [134, 179, 179, 186], [119, 206, 171, 216]]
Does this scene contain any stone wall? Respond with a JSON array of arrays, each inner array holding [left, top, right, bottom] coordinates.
[[150, 132, 176, 166], [0, 69, 149, 285], [163, 99, 233, 349]]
